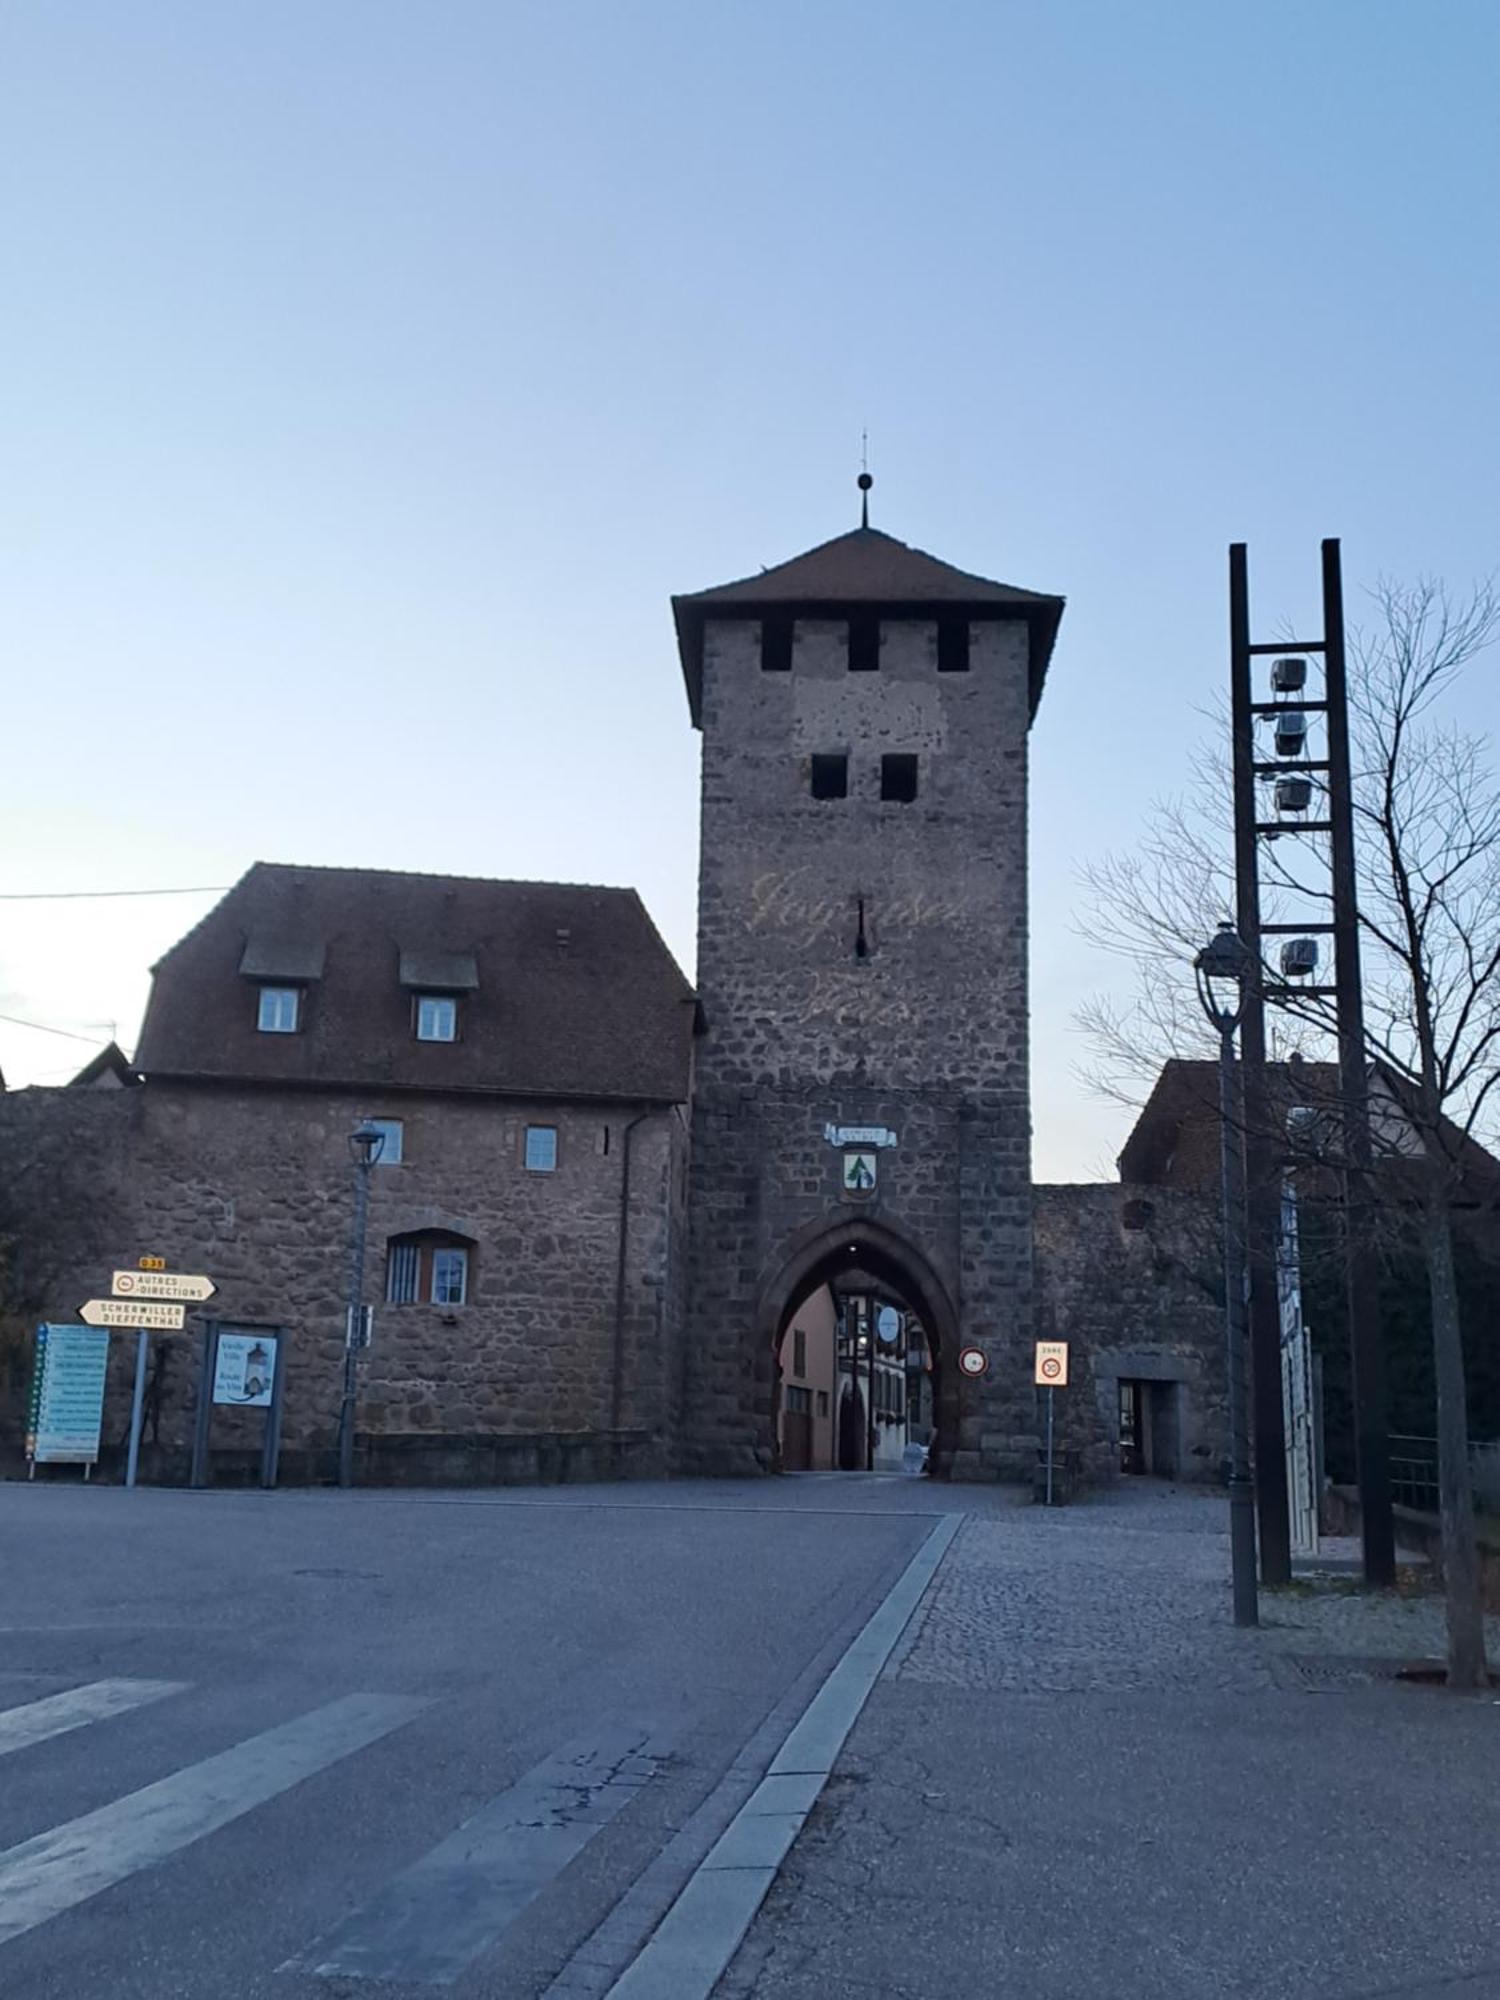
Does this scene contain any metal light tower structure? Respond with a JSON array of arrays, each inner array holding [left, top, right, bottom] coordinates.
[[1195, 922, 1260, 1625], [1228, 539, 1396, 1589]]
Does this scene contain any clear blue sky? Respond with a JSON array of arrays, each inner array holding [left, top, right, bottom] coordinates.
[[3, 1, 1496, 1176]]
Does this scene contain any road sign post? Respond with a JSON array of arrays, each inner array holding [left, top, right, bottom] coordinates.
[[125, 1332, 150, 1488], [89, 1264, 216, 1486], [1034, 1342, 1070, 1507]]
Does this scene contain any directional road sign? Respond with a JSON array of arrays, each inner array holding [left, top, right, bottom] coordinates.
[[111, 1270, 216, 1302], [80, 1299, 187, 1331]]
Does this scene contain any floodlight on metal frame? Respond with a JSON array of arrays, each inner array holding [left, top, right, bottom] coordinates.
[[1280, 937, 1319, 979], [1273, 709, 1309, 758]]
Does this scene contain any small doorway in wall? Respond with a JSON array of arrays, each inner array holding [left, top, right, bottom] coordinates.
[[1119, 1379, 1180, 1479]]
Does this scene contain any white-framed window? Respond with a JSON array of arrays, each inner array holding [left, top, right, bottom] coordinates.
[[257, 986, 300, 1034], [524, 1125, 558, 1172], [364, 1118, 403, 1165], [385, 1231, 472, 1306], [431, 1247, 468, 1305], [415, 994, 457, 1042]]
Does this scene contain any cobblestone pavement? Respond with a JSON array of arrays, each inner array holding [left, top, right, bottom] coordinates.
[[896, 1484, 1500, 1694], [721, 1482, 1500, 2000]]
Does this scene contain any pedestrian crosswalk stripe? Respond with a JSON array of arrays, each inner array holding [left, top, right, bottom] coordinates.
[[0, 1691, 429, 1948], [294, 1723, 666, 1986], [0, 1679, 186, 1759]]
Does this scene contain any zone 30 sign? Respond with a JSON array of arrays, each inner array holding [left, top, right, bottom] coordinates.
[[1034, 1341, 1070, 1387]]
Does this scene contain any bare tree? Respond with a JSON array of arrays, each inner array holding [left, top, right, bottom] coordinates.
[[1078, 578, 1500, 1689]]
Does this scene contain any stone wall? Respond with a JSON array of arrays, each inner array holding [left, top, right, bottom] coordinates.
[[0, 1080, 686, 1485], [683, 614, 1036, 1477], [1033, 1183, 1228, 1486]]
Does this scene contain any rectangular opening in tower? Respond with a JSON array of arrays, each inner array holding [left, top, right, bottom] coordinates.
[[760, 616, 793, 672], [880, 753, 918, 803], [811, 753, 848, 800], [938, 619, 970, 672], [847, 614, 879, 672]]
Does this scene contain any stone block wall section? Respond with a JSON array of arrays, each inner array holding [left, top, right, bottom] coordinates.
[[0, 1082, 687, 1485], [1032, 1183, 1229, 1486], [682, 614, 1037, 1477]]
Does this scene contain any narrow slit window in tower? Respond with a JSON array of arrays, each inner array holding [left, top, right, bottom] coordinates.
[[847, 614, 879, 672], [938, 619, 970, 672], [761, 616, 792, 672]]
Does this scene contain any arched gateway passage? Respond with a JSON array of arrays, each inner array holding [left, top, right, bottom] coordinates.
[[758, 1218, 960, 1477]]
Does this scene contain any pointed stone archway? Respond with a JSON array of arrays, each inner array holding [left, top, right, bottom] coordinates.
[[758, 1214, 961, 1476]]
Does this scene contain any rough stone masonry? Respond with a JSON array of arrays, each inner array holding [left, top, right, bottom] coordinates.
[[672, 524, 1066, 1478]]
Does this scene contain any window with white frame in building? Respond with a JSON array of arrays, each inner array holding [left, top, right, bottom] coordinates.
[[257, 986, 300, 1034], [363, 1118, 403, 1164], [385, 1231, 472, 1306], [415, 994, 457, 1042], [524, 1125, 558, 1172]]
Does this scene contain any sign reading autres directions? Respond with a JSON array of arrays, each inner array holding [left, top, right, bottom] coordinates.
[[110, 1271, 216, 1302]]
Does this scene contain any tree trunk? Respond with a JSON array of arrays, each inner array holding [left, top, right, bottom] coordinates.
[[1421, 1170, 1489, 1689]]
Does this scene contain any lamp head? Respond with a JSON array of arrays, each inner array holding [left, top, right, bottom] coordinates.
[[349, 1119, 386, 1168], [1194, 921, 1253, 1029]]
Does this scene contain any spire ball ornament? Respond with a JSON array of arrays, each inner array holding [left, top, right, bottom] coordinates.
[[857, 470, 872, 528]]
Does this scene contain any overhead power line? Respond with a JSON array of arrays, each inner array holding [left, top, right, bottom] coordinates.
[[0, 885, 229, 902], [0, 1012, 109, 1045]]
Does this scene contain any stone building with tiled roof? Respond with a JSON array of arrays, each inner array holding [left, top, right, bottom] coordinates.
[[0, 508, 1263, 1491]]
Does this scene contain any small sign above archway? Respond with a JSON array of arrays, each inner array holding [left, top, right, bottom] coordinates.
[[842, 1151, 878, 1195]]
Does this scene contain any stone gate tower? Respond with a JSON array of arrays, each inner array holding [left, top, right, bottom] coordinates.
[[673, 505, 1063, 1477]]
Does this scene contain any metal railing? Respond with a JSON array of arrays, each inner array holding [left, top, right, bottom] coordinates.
[[1386, 1435, 1500, 1517]]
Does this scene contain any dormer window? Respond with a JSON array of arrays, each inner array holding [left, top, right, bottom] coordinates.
[[415, 994, 457, 1043], [257, 987, 300, 1034]]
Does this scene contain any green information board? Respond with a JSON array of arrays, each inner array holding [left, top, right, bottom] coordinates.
[[27, 1324, 110, 1467]]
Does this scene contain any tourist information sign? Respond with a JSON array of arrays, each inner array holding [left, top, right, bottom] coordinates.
[[111, 1271, 216, 1302], [27, 1325, 110, 1471], [80, 1299, 186, 1331], [212, 1333, 277, 1407]]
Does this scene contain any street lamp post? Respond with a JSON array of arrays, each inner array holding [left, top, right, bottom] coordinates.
[[338, 1120, 386, 1488], [1195, 923, 1260, 1627]]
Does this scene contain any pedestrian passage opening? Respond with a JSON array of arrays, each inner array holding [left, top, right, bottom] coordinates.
[[764, 1225, 954, 1476]]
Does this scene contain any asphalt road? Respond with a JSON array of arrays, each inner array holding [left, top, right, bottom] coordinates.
[[0, 1475, 946, 1999]]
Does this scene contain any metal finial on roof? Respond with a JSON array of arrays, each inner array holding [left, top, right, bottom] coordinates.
[[858, 432, 872, 527]]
